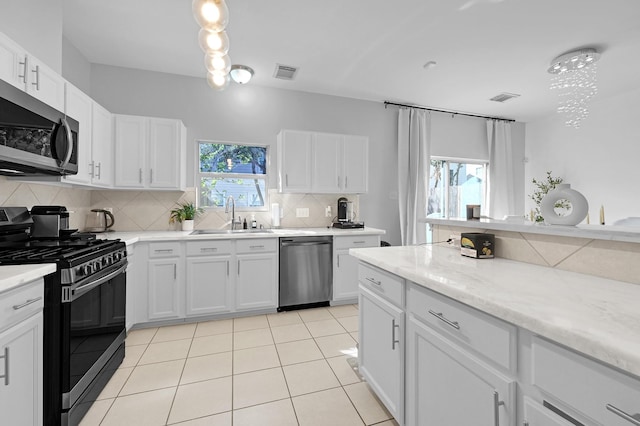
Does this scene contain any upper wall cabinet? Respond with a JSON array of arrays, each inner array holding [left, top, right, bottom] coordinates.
[[114, 114, 186, 190], [277, 129, 369, 194], [0, 32, 65, 111], [63, 84, 114, 188]]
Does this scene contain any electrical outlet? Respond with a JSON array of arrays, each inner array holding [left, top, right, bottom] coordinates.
[[325, 206, 332, 217], [449, 234, 461, 245], [296, 208, 309, 218]]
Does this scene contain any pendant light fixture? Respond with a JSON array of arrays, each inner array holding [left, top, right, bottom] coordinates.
[[547, 48, 600, 129], [192, 0, 254, 90]]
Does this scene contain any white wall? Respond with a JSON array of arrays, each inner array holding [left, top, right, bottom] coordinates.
[[0, 0, 63, 72], [88, 64, 402, 244], [62, 36, 91, 93], [525, 86, 640, 224]]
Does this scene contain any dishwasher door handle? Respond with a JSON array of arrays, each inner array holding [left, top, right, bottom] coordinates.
[[280, 241, 332, 247]]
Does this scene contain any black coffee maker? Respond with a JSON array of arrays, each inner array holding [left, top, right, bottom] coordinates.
[[337, 197, 351, 222]]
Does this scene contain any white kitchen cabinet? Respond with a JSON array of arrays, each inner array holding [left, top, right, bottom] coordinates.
[[90, 102, 114, 187], [235, 239, 278, 311], [277, 129, 312, 192], [333, 235, 380, 302], [185, 240, 233, 316], [358, 262, 405, 424], [0, 278, 44, 426], [278, 129, 369, 194], [406, 314, 515, 426], [114, 115, 186, 190], [63, 83, 93, 185], [147, 242, 183, 320], [0, 32, 64, 111]]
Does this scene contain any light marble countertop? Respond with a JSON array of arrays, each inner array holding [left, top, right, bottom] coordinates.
[[423, 217, 640, 244], [95, 227, 386, 246], [0, 264, 56, 294], [351, 244, 640, 378]]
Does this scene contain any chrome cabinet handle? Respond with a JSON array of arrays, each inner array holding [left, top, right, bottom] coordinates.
[[96, 162, 102, 179], [428, 309, 460, 330], [345, 176, 348, 188], [391, 318, 400, 350], [606, 404, 640, 425], [237, 260, 240, 275], [31, 64, 40, 90], [154, 249, 174, 254], [249, 245, 264, 249], [12, 296, 42, 310], [200, 247, 217, 252], [494, 391, 505, 426], [18, 58, 27, 83], [150, 169, 153, 184], [285, 174, 289, 187], [139, 168, 143, 183], [226, 260, 229, 276], [365, 277, 381, 286], [0, 347, 8, 385], [353, 240, 366, 244], [173, 264, 177, 279], [337, 254, 340, 268]]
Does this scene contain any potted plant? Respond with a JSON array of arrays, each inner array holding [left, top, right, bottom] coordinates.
[[169, 202, 203, 231], [529, 172, 569, 223]]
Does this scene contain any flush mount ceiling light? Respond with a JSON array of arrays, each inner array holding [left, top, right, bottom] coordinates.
[[230, 65, 254, 84], [547, 48, 601, 129]]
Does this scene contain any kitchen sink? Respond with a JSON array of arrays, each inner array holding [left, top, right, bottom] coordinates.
[[189, 229, 274, 235]]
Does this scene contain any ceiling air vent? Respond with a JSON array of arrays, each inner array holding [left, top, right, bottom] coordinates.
[[273, 64, 298, 80], [490, 92, 521, 103]]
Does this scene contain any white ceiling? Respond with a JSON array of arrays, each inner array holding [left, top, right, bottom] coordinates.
[[62, 0, 640, 122]]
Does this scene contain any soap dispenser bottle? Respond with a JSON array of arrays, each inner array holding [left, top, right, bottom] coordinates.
[[251, 214, 257, 229]]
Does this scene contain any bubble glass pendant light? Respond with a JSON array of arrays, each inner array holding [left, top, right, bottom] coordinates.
[[192, 0, 229, 32]]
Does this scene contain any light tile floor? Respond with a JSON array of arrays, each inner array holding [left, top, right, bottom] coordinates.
[[80, 305, 399, 426]]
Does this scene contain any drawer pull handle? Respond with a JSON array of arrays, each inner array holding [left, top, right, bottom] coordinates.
[[250, 245, 265, 249], [391, 318, 400, 350], [0, 347, 8, 385], [606, 404, 640, 425], [353, 240, 366, 244], [543, 400, 584, 426], [428, 310, 460, 330], [366, 277, 381, 286], [493, 391, 505, 426], [12, 296, 42, 310], [200, 247, 217, 252], [154, 249, 174, 253]]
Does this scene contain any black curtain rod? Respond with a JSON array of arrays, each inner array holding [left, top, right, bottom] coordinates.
[[383, 101, 516, 123]]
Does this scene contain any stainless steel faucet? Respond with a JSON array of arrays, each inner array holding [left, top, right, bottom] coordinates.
[[225, 195, 237, 230]]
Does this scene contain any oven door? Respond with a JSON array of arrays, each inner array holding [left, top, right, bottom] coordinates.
[[61, 261, 127, 415]]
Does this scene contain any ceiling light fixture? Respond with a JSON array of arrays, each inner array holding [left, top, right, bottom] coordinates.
[[192, 0, 254, 90], [547, 48, 600, 129], [230, 65, 254, 84]]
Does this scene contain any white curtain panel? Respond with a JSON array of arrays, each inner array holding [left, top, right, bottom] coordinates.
[[398, 108, 431, 245], [486, 120, 515, 219]]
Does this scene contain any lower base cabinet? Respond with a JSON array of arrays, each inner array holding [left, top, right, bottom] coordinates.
[[186, 256, 232, 315], [236, 253, 277, 311], [406, 315, 515, 426]]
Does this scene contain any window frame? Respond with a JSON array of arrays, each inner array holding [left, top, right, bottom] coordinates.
[[428, 156, 488, 220], [196, 139, 270, 212]]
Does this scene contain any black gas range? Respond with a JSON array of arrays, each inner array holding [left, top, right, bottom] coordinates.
[[0, 207, 127, 426]]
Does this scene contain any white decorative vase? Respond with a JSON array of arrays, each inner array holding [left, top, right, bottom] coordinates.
[[540, 183, 588, 226], [181, 220, 195, 231]]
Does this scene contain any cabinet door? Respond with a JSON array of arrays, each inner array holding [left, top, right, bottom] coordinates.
[[25, 56, 65, 111], [0, 313, 43, 426], [91, 102, 114, 187], [343, 135, 368, 193], [0, 33, 27, 90], [63, 83, 93, 185], [312, 133, 342, 193], [114, 115, 147, 188], [333, 248, 359, 301], [358, 285, 404, 424], [405, 316, 515, 426], [278, 130, 312, 192], [147, 258, 181, 320], [236, 253, 277, 310], [148, 118, 182, 189], [186, 256, 232, 316]]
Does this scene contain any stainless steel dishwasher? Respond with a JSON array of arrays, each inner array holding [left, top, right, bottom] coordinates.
[[279, 236, 333, 311]]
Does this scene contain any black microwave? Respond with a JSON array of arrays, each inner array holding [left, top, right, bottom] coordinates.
[[0, 78, 78, 176]]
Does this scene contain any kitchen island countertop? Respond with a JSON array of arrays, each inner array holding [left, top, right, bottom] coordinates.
[[0, 264, 56, 294], [350, 244, 640, 378]]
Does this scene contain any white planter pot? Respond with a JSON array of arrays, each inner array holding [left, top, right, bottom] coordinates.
[[540, 183, 589, 226], [181, 220, 195, 231]]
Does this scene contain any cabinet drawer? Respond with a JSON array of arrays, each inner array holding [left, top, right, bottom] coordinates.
[[186, 240, 232, 256], [148, 242, 182, 258], [236, 238, 277, 254], [358, 263, 403, 307], [0, 279, 44, 333], [407, 283, 515, 371], [334, 235, 379, 249], [532, 336, 640, 426]]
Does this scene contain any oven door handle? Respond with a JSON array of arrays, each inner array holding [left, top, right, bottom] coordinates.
[[71, 262, 128, 300]]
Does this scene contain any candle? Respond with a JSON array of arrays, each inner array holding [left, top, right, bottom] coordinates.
[[600, 205, 605, 225], [586, 213, 590, 225]]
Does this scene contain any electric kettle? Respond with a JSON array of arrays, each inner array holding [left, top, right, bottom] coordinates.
[[85, 209, 115, 232]]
